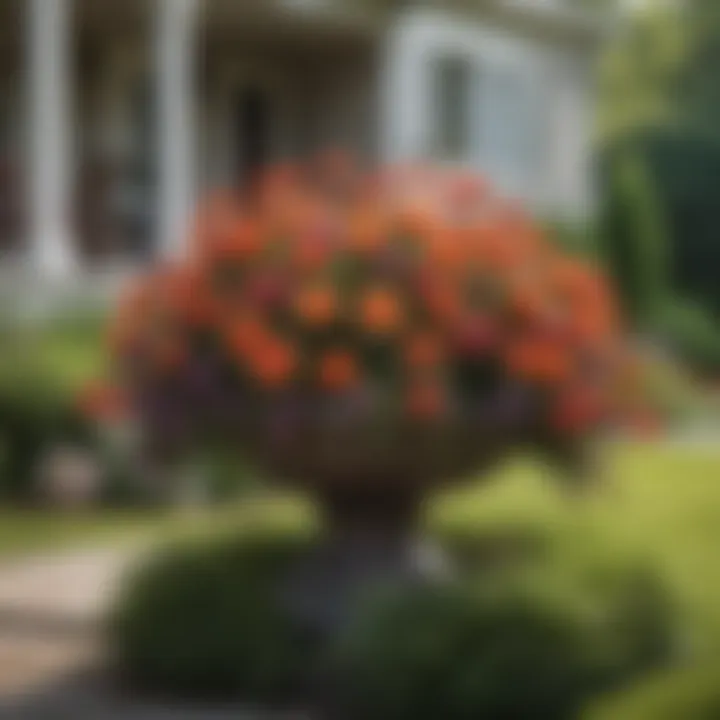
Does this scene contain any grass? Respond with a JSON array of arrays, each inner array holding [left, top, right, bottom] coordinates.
[[0, 509, 168, 560], [437, 441, 720, 654]]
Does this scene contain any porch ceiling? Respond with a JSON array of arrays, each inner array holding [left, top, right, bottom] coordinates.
[[205, 0, 386, 47]]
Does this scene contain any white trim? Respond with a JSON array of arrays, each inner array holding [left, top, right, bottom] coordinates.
[[382, 7, 594, 215], [27, 0, 76, 276], [156, 0, 198, 260]]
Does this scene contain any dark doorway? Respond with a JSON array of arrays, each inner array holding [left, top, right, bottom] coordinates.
[[235, 87, 271, 188]]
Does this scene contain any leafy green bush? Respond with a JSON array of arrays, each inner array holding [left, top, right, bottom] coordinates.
[[327, 584, 597, 720], [110, 530, 313, 702], [600, 146, 670, 326], [600, 128, 720, 321], [327, 564, 673, 720], [111, 523, 675, 713], [0, 315, 104, 500], [652, 298, 720, 374], [587, 664, 720, 720]]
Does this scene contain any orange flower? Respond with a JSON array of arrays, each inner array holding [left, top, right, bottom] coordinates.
[[568, 306, 616, 344], [397, 203, 436, 240], [551, 387, 605, 434], [510, 279, 550, 326], [295, 284, 337, 326], [428, 230, 466, 271], [505, 337, 573, 384], [349, 209, 388, 253], [406, 381, 445, 420], [360, 286, 405, 335], [549, 258, 606, 304], [480, 233, 525, 271], [421, 278, 463, 325], [182, 290, 219, 328], [164, 269, 218, 328], [247, 336, 296, 388], [404, 332, 443, 369], [293, 237, 332, 273], [318, 349, 359, 391], [229, 219, 263, 259], [226, 314, 268, 358], [201, 214, 261, 262]]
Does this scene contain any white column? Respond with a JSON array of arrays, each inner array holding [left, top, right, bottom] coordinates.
[[27, 0, 75, 276], [156, 0, 198, 259]]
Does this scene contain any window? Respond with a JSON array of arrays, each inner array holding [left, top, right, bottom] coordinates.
[[483, 66, 535, 194], [432, 56, 473, 160]]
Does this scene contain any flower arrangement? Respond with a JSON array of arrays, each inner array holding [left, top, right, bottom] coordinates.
[[98, 154, 638, 489]]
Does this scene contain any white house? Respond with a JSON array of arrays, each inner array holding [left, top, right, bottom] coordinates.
[[0, 0, 606, 304]]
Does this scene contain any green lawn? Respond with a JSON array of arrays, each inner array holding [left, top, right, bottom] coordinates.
[[436, 441, 720, 653], [0, 509, 169, 560]]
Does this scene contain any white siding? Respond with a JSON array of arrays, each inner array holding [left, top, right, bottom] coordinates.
[[381, 7, 595, 217]]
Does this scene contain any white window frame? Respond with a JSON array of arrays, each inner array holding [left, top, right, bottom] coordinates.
[[382, 8, 551, 202]]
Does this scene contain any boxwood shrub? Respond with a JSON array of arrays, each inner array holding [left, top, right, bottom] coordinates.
[[110, 523, 676, 715]]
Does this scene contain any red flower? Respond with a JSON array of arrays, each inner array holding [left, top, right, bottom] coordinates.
[[551, 387, 605, 435], [505, 337, 574, 384], [295, 284, 338, 327], [318, 349, 359, 391], [246, 335, 297, 388], [359, 287, 404, 334]]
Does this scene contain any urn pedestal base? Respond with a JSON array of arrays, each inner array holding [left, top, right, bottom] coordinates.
[[280, 487, 450, 637]]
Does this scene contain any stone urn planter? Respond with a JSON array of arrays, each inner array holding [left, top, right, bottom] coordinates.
[[95, 154, 632, 635]]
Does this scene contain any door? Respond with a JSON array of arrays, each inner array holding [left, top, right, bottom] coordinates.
[[235, 86, 272, 187]]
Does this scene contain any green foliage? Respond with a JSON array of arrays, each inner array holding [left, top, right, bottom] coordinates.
[[328, 578, 670, 720], [587, 664, 720, 720], [599, 3, 687, 140], [0, 315, 104, 500], [600, 146, 670, 325], [111, 518, 674, 713], [111, 530, 312, 703], [602, 128, 720, 321], [328, 585, 593, 720], [599, 0, 720, 357], [652, 298, 720, 373]]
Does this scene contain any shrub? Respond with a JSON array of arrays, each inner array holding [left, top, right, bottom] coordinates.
[[111, 522, 675, 712], [600, 147, 670, 326], [587, 664, 720, 720], [326, 584, 598, 720], [326, 568, 674, 720], [651, 298, 720, 374], [110, 530, 312, 703], [0, 315, 104, 501], [601, 127, 720, 319]]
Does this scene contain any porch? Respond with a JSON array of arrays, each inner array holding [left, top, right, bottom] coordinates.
[[0, 0, 384, 282]]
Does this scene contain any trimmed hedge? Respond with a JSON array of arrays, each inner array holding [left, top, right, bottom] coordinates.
[[111, 530, 313, 703], [111, 523, 676, 715]]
